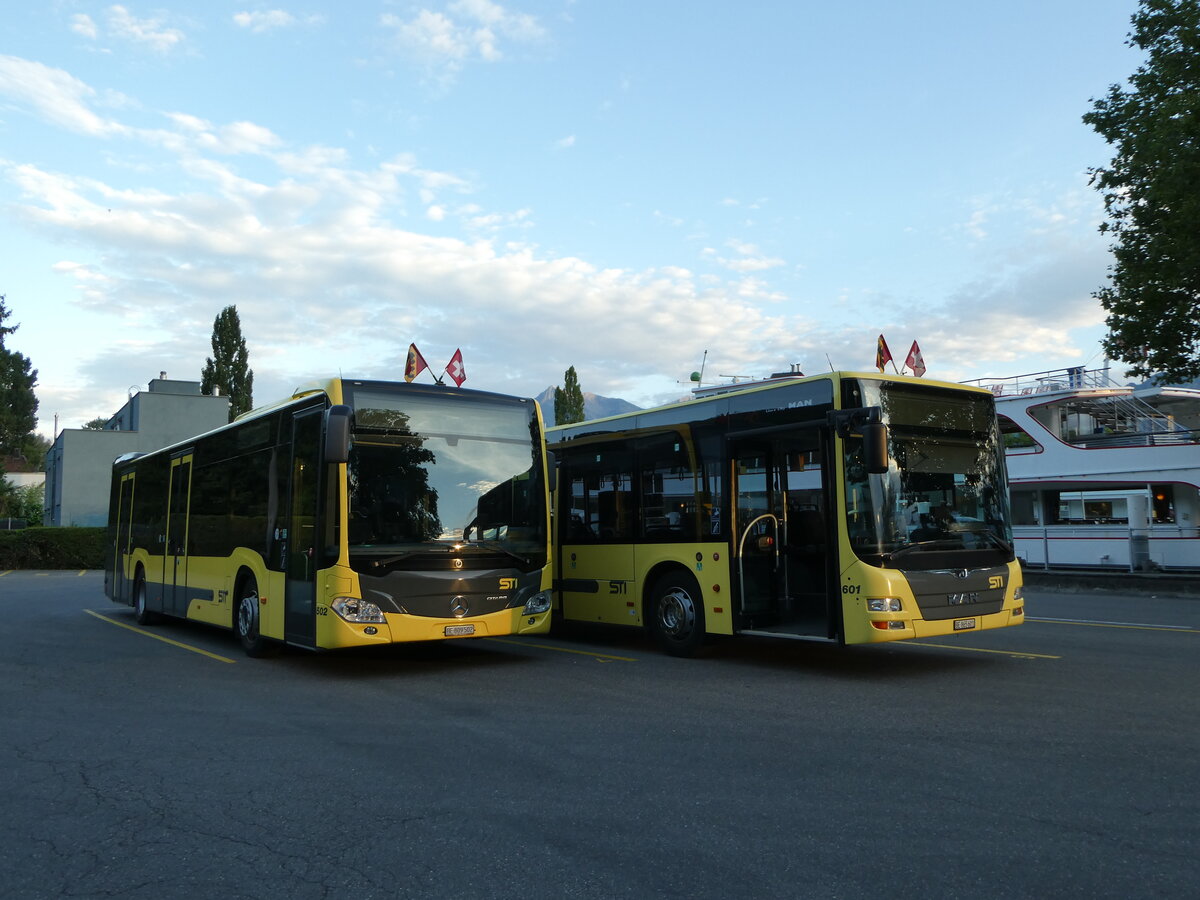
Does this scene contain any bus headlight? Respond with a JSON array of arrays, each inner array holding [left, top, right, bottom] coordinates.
[[523, 590, 552, 615], [867, 597, 903, 612], [331, 597, 387, 624]]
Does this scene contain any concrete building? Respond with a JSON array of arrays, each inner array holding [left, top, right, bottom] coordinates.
[[44, 376, 229, 526]]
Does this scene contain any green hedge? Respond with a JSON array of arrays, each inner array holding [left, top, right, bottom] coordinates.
[[0, 527, 107, 570]]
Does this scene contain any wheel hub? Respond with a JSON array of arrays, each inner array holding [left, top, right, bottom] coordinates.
[[660, 589, 695, 637]]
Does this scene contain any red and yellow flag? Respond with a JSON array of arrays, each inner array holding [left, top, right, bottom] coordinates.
[[875, 334, 893, 373], [405, 343, 429, 383]]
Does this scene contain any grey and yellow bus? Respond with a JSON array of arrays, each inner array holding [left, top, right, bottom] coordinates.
[[105, 378, 553, 655], [548, 371, 1023, 656]]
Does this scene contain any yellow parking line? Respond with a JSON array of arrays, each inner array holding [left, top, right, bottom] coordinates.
[[484, 636, 637, 662], [84, 609, 237, 663], [1027, 616, 1198, 634], [0, 571, 10, 577], [907, 641, 1061, 659], [77, 570, 87, 577]]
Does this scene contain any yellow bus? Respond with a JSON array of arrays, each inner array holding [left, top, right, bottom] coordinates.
[[548, 371, 1024, 655], [105, 378, 553, 656]]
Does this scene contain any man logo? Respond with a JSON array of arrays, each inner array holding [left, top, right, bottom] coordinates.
[[499, 577, 517, 590]]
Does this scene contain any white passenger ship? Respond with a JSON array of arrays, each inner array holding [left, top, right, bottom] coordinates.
[[964, 366, 1200, 572]]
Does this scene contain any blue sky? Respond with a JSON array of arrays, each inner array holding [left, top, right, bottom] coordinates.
[[1, 0, 1144, 437]]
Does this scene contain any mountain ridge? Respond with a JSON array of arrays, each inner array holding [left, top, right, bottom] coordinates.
[[534, 387, 641, 423]]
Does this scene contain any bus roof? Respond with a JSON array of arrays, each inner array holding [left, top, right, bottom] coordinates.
[[115, 377, 540, 468], [547, 370, 993, 439]]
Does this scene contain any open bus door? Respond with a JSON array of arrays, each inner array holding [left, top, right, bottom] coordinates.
[[732, 430, 836, 640], [113, 472, 135, 602]]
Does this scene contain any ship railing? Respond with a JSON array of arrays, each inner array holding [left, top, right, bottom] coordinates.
[[1013, 523, 1200, 572], [1069, 427, 1199, 448], [964, 366, 1120, 397]]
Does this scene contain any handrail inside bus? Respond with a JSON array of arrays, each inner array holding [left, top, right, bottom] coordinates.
[[738, 514, 779, 613]]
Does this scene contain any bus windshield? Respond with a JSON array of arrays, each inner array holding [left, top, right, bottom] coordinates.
[[844, 382, 1013, 569], [344, 389, 547, 569]]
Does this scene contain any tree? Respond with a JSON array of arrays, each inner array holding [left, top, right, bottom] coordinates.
[[0, 295, 39, 455], [0, 466, 17, 519], [1083, 0, 1200, 383], [553, 366, 586, 425], [82, 417, 109, 431], [200, 305, 254, 421], [19, 434, 51, 471]]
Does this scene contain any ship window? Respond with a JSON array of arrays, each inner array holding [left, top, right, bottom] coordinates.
[[998, 415, 1042, 453]]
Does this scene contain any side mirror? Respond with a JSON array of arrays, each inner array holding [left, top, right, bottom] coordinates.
[[861, 422, 889, 474], [324, 405, 352, 464]]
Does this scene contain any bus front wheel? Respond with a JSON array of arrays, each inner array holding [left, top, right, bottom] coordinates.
[[648, 572, 706, 658], [235, 575, 276, 658]]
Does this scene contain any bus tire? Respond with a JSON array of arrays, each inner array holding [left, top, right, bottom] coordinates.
[[234, 574, 277, 658], [648, 571, 706, 658], [133, 571, 156, 626]]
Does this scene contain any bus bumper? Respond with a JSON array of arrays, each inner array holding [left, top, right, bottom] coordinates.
[[318, 607, 552, 649], [857, 607, 1025, 643]]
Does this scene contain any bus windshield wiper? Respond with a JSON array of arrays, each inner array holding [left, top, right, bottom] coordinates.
[[359, 547, 453, 568], [884, 539, 960, 562], [973, 529, 1013, 553], [460, 540, 530, 566]]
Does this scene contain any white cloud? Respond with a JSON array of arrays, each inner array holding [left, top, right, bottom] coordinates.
[[0, 55, 123, 136], [70, 14, 98, 39], [704, 239, 785, 273], [381, 0, 546, 78], [233, 10, 295, 32], [106, 5, 185, 54], [555, 135, 575, 149]]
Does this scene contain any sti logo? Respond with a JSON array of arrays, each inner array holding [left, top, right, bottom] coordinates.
[[499, 578, 518, 590], [988, 575, 1004, 589]]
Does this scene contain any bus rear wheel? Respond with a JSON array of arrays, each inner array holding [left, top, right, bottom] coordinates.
[[648, 572, 706, 658], [235, 575, 276, 658], [133, 573, 156, 626]]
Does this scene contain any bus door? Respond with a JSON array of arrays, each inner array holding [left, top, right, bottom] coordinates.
[[557, 445, 636, 625], [733, 445, 782, 622], [284, 408, 322, 647], [164, 454, 193, 617], [777, 433, 834, 637], [113, 473, 135, 601], [733, 433, 833, 637]]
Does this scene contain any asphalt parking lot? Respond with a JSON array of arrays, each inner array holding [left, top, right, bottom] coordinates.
[[1, 571, 1197, 899]]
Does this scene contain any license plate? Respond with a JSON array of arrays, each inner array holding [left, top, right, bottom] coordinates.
[[444, 623, 476, 637], [953, 618, 977, 631]]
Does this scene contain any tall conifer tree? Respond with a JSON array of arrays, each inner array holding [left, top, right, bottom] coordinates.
[[0, 295, 39, 455], [201, 305, 254, 421], [553, 366, 586, 425]]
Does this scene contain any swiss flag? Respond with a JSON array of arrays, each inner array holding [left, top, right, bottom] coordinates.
[[446, 349, 466, 387], [905, 340, 926, 377]]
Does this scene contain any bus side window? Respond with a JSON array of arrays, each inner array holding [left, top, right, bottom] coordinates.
[[637, 433, 697, 540], [564, 445, 634, 543]]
